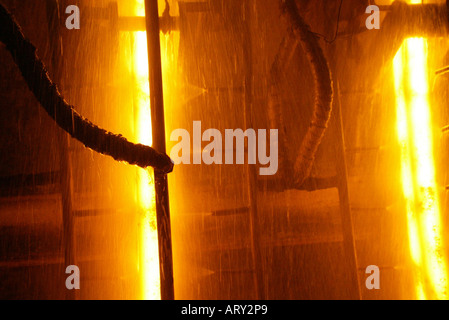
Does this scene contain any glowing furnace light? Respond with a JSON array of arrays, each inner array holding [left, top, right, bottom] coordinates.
[[393, 4, 448, 298], [133, 0, 160, 300]]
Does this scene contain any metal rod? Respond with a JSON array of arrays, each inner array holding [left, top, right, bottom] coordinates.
[[211, 207, 250, 217], [243, 0, 265, 300], [144, 0, 175, 300], [442, 125, 449, 133], [326, 38, 362, 299], [45, 0, 77, 300], [435, 66, 449, 76], [60, 134, 76, 300], [333, 81, 362, 300]]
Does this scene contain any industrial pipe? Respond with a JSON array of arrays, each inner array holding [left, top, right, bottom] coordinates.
[[144, 0, 175, 300], [272, 0, 333, 188]]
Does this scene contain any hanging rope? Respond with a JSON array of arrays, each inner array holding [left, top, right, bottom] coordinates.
[[0, 3, 174, 174], [271, 0, 333, 187]]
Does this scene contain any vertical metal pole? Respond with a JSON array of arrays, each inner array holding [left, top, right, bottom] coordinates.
[[60, 135, 76, 300], [45, 0, 76, 300], [326, 42, 361, 300], [144, 0, 175, 300], [243, 0, 266, 300], [333, 81, 362, 300]]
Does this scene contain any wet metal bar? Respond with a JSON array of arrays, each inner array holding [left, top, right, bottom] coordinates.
[[144, 0, 175, 300]]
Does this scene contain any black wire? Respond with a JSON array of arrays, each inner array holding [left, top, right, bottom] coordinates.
[[311, 0, 344, 44]]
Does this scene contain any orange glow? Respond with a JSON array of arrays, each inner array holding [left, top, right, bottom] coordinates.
[[128, 0, 180, 300], [133, 0, 160, 300], [394, 35, 448, 299]]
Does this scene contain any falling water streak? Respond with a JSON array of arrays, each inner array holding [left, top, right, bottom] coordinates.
[[394, 32, 448, 299]]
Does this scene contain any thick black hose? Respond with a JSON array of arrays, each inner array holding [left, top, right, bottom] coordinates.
[[273, 0, 333, 187], [0, 3, 174, 174]]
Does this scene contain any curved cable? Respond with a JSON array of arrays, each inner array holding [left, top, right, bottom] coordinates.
[[0, 4, 174, 174]]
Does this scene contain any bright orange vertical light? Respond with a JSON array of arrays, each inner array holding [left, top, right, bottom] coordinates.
[[133, 0, 160, 300], [393, 16, 448, 298]]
